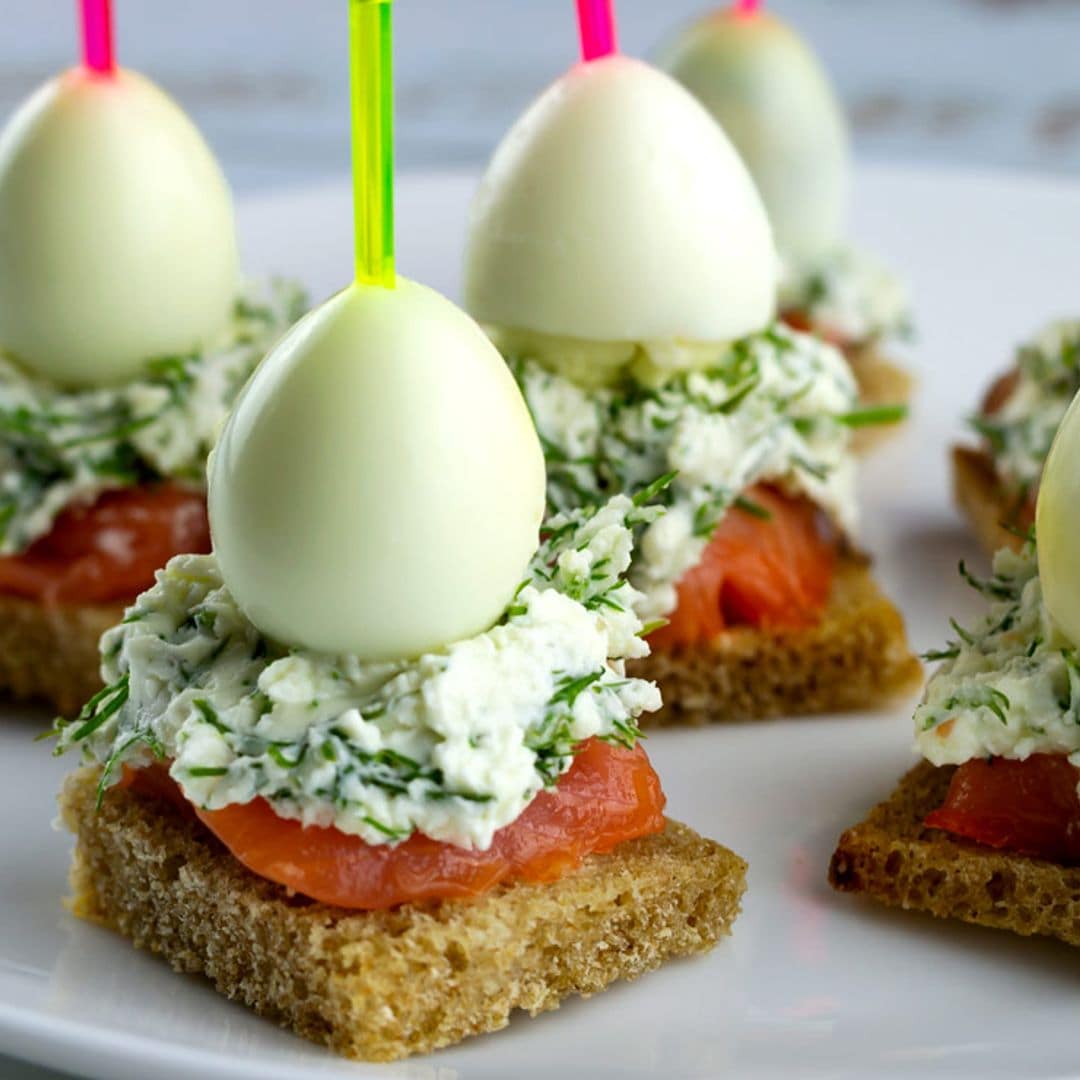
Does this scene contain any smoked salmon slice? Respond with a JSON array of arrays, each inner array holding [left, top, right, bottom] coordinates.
[[124, 738, 666, 909], [0, 485, 209, 605], [649, 485, 836, 651], [925, 754, 1080, 864]]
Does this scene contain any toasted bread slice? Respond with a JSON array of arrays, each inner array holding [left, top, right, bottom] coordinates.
[[631, 555, 922, 726], [951, 445, 1025, 557], [0, 593, 120, 715], [829, 760, 1080, 947], [60, 766, 747, 1063], [846, 344, 914, 452]]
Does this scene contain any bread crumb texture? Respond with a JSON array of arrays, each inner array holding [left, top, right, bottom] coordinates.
[[0, 593, 118, 715], [951, 445, 1025, 558], [631, 556, 922, 726], [60, 766, 747, 1062], [829, 760, 1080, 946]]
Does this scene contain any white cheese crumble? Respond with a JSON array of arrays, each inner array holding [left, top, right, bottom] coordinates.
[[57, 496, 662, 851], [509, 323, 861, 621], [915, 544, 1080, 780], [779, 245, 910, 346], [0, 282, 306, 554], [972, 319, 1080, 496]]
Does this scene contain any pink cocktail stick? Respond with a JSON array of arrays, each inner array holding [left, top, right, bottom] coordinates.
[[576, 0, 618, 62], [80, 0, 115, 74], [733, 0, 762, 14]]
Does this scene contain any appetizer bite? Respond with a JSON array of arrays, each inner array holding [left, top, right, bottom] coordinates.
[[830, 387, 1080, 946], [660, 2, 913, 431], [53, 4, 745, 1061], [464, 20, 920, 725], [0, 21, 303, 713], [953, 321, 1080, 556]]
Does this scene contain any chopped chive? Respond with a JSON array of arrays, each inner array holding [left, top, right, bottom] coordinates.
[[193, 698, 229, 734], [835, 404, 908, 428], [550, 670, 604, 708], [362, 815, 404, 839], [632, 470, 678, 508], [921, 646, 960, 662], [70, 675, 130, 742], [734, 494, 772, 520]]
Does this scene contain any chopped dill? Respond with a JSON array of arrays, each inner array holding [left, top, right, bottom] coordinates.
[[921, 645, 960, 663]]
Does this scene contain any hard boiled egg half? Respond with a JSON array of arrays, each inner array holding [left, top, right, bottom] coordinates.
[[465, 55, 777, 351], [1036, 390, 1080, 646], [209, 277, 546, 660], [0, 68, 238, 388], [661, 9, 849, 263]]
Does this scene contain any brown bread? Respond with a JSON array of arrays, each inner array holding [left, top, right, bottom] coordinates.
[[60, 766, 747, 1062], [846, 345, 914, 452], [829, 760, 1080, 947], [0, 593, 120, 715], [632, 556, 922, 726], [951, 445, 1026, 557]]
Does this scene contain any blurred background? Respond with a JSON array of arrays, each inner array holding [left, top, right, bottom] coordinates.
[[2, 0, 1079, 192]]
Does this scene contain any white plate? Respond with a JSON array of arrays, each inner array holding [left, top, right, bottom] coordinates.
[[4, 166, 1080, 1080]]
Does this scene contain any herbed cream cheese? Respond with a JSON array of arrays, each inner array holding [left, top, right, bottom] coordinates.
[[779, 245, 910, 346], [509, 323, 862, 621], [915, 544, 1080, 774], [0, 281, 306, 554], [56, 495, 662, 851], [972, 320, 1080, 496]]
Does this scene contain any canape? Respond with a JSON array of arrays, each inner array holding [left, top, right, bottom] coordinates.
[[0, 66, 303, 713], [953, 320, 1080, 556], [54, 198, 745, 1064], [464, 53, 920, 724], [831, 386, 1080, 945], [661, 5, 913, 433]]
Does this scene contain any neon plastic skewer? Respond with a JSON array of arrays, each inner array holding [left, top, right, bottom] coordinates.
[[576, 0, 618, 62], [79, 0, 115, 74], [733, 0, 762, 14], [349, 0, 396, 288]]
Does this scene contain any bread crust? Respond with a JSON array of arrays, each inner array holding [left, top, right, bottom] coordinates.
[[846, 344, 914, 452], [60, 766, 747, 1062], [829, 760, 1080, 946], [631, 556, 922, 726], [0, 592, 120, 715], [951, 445, 1025, 557]]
